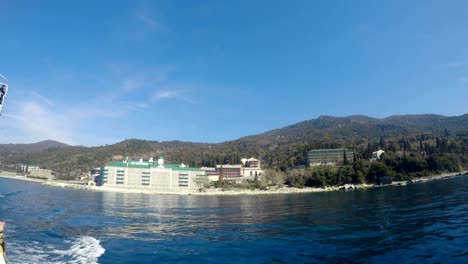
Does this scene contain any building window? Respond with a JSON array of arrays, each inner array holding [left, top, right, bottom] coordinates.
[[116, 170, 124, 184], [103, 169, 108, 184], [178, 173, 189, 187], [142, 172, 150, 186]]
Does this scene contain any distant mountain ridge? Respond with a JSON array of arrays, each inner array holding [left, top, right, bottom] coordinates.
[[1, 114, 467, 179], [0, 140, 69, 158], [236, 114, 467, 147]]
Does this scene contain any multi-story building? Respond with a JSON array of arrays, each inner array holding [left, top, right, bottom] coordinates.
[[200, 167, 219, 182], [29, 168, 54, 179], [18, 164, 39, 173], [99, 155, 207, 191], [203, 157, 264, 183], [241, 158, 263, 178], [215, 164, 243, 179], [308, 148, 354, 166], [242, 158, 261, 168]]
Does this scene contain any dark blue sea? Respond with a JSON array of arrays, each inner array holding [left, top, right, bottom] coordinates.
[[0, 174, 467, 264]]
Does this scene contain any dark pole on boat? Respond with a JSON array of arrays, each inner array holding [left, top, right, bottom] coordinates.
[[0, 75, 8, 263], [0, 74, 9, 117], [0, 221, 6, 263]]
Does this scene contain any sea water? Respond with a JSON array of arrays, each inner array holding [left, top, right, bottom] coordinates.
[[0, 174, 467, 263]]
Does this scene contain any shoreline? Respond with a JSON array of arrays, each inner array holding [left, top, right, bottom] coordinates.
[[1, 170, 467, 196], [0, 172, 49, 183]]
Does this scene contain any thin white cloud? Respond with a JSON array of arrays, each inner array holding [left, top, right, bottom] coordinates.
[[125, 103, 149, 111], [0, 64, 202, 145], [100, 65, 174, 104], [97, 75, 145, 103], [134, 9, 168, 32], [0, 87, 127, 145], [440, 62, 465, 69], [122, 77, 142, 92], [149, 85, 201, 104], [5, 100, 76, 144], [70, 106, 122, 119], [31, 91, 55, 107], [152, 89, 181, 100], [106, 63, 131, 75]]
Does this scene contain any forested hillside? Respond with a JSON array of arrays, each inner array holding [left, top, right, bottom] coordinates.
[[1, 114, 467, 181], [0, 140, 69, 157]]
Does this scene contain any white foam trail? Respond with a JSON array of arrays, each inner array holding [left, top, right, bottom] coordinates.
[[0, 74, 7, 82], [8, 242, 51, 264], [8, 236, 105, 264], [53, 236, 106, 264]]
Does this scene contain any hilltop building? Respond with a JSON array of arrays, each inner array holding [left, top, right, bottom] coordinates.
[[308, 148, 354, 166], [202, 157, 264, 183], [241, 157, 263, 177], [99, 155, 207, 191], [372, 150, 385, 160]]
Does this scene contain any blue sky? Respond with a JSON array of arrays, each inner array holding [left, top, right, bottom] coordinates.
[[1, 0, 467, 146]]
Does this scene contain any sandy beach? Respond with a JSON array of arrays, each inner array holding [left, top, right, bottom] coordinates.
[[1, 170, 467, 196]]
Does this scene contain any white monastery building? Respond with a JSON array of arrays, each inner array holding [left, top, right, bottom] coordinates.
[[101, 155, 207, 191]]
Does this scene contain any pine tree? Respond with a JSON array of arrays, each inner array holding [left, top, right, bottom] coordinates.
[[379, 137, 385, 149], [218, 165, 224, 187]]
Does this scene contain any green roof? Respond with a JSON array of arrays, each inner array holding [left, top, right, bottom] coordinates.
[[106, 160, 203, 171], [18, 163, 38, 167], [309, 148, 352, 152], [107, 161, 149, 168]]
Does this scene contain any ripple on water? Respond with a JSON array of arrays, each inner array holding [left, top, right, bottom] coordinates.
[[1, 175, 468, 263]]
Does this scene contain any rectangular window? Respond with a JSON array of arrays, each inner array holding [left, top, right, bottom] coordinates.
[[116, 169, 125, 185], [178, 174, 189, 187], [116, 177, 124, 184], [141, 171, 150, 186]]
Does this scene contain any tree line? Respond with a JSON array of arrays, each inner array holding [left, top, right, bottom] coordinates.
[[1, 129, 467, 183], [278, 133, 468, 188]]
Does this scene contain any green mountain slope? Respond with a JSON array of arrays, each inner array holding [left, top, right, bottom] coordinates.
[[2, 114, 467, 179], [0, 140, 69, 157]]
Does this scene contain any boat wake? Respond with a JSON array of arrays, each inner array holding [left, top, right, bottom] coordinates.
[[8, 236, 105, 264], [0, 191, 22, 198]]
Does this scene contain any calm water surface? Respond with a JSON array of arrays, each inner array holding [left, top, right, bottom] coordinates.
[[0, 174, 467, 263]]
